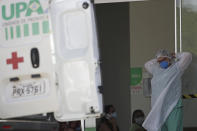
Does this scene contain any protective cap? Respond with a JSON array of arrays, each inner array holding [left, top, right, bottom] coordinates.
[[155, 49, 171, 59]]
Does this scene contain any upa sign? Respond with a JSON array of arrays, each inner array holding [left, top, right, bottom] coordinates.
[[0, 0, 50, 46], [2, 0, 44, 20]]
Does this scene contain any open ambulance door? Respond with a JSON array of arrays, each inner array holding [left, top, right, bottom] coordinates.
[[0, 0, 58, 119], [50, 0, 102, 121]]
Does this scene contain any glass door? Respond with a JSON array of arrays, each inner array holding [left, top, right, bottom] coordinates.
[[177, 0, 197, 128]]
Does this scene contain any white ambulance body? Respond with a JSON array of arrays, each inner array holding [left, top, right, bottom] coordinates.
[[0, 0, 58, 119], [0, 0, 102, 121]]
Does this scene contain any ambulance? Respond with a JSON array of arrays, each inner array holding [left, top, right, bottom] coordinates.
[[0, 0, 102, 121], [0, 0, 145, 130]]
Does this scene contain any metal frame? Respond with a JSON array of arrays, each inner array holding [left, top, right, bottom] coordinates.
[[175, 0, 182, 53]]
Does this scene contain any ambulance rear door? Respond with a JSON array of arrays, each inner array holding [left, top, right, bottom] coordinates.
[[50, 0, 103, 121], [0, 0, 58, 118]]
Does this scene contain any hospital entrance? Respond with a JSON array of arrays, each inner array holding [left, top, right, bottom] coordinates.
[[95, 0, 197, 130]]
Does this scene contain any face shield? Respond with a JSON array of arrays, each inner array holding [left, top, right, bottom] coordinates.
[[156, 49, 171, 60], [156, 49, 172, 62]]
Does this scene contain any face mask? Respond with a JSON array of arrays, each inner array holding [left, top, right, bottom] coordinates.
[[105, 114, 112, 119], [135, 117, 144, 125], [160, 61, 169, 69], [111, 112, 117, 118]]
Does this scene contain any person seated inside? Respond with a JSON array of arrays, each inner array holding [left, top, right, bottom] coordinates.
[[97, 105, 119, 131], [131, 109, 146, 131]]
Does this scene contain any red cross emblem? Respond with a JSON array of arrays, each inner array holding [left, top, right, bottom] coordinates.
[[6, 52, 24, 70]]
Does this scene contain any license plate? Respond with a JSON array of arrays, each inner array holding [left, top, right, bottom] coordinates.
[[12, 80, 47, 98]]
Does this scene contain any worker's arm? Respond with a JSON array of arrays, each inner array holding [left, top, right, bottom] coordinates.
[[176, 52, 192, 71], [144, 59, 157, 74]]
